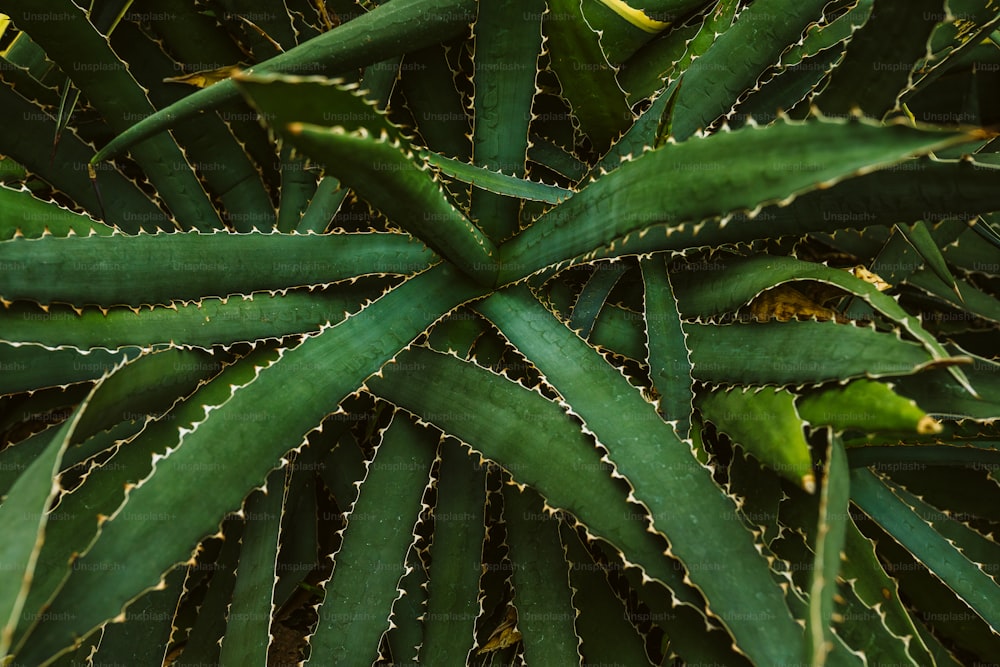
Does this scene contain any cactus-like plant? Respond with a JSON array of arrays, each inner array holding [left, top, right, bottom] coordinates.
[[1, 0, 1000, 665]]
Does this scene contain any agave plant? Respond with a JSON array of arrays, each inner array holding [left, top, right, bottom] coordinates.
[[2, 0, 1000, 665]]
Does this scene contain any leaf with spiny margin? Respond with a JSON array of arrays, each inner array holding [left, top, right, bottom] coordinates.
[[232, 72, 408, 141], [616, 21, 699, 106], [501, 484, 579, 664], [425, 152, 574, 204], [886, 476, 1000, 585], [8, 345, 276, 655], [850, 468, 1000, 632], [368, 345, 747, 662], [0, 185, 117, 240], [558, 522, 654, 666], [387, 543, 428, 665], [398, 43, 472, 162], [592, 313, 950, 386], [896, 220, 962, 298], [281, 123, 500, 286], [905, 0, 1000, 101], [297, 176, 348, 234], [306, 413, 437, 665], [471, 0, 544, 241], [597, 535, 753, 666], [837, 522, 938, 667], [870, 464, 1000, 543], [317, 429, 369, 519], [0, 90, 171, 232], [93, 567, 186, 666], [426, 311, 489, 357], [582, 0, 699, 66], [0, 0, 225, 231], [498, 118, 979, 285], [474, 286, 809, 665], [419, 438, 487, 664], [0, 343, 144, 395], [810, 0, 943, 118], [730, 0, 873, 127], [781, 0, 874, 68], [218, 468, 284, 666], [845, 443, 1000, 472], [640, 255, 694, 439], [666, 0, 829, 140], [671, 254, 976, 394], [60, 347, 221, 458], [969, 212, 1000, 251], [216, 0, 297, 55], [666, 0, 739, 82], [527, 136, 588, 182], [570, 262, 630, 339], [866, 520, 1000, 660], [0, 283, 385, 351], [110, 15, 277, 233], [0, 231, 433, 307], [277, 145, 319, 232], [725, 446, 783, 547], [806, 434, 850, 666], [90, 0, 479, 165], [173, 519, 243, 666], [730, 48, 843, 129], [838, 220, 961, 322], [8, 263, 486, 665], [892, 353, 1000, 421], [696, 386, 815, 492], [906, 268, 1000, 324], [576, 155, 1000, 268], [0, 394, 87, 657], [0, 428, 69, 503], [270, 441, 324, 609], [797, 379, 941, 435], [544, 0, 633, 153]]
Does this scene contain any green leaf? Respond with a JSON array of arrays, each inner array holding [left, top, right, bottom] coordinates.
[[696, 386, 815, 492], [641, 255, 694, 439], [420, 439, 488, 664], [812, 0, 954, 118], [850, 468, 1000, 632], [307, 413, 437, 664], [368, 345, 741, 664], [0, 284, 384, 351], [10, 263, 486, 665], [671, 254, 976, 394], [0, 343, 143, 395], [280, 124, 500, 286], [544, 0, 633, 152], [470, 0, 544, 241], [0, 398, 85, 656], [667, 0, 829, 140], [559, 522, 655, 666], [576, 156, 1000, 267], [570, 261, 631, 338], [896, 220, 961, 299], [796, 379, 941, 435], [806, 434, 851, 666], [0, 0, 225, 230], [502, 485, 579, 664], [498, 118, 977, 284], [0, 231, 433, 307], [218, 469, 284, 666], [837, 522, 937, 667], [475, 286, 807, 665], [684, 321, 947, 386], [90, 0, 479, 165]]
